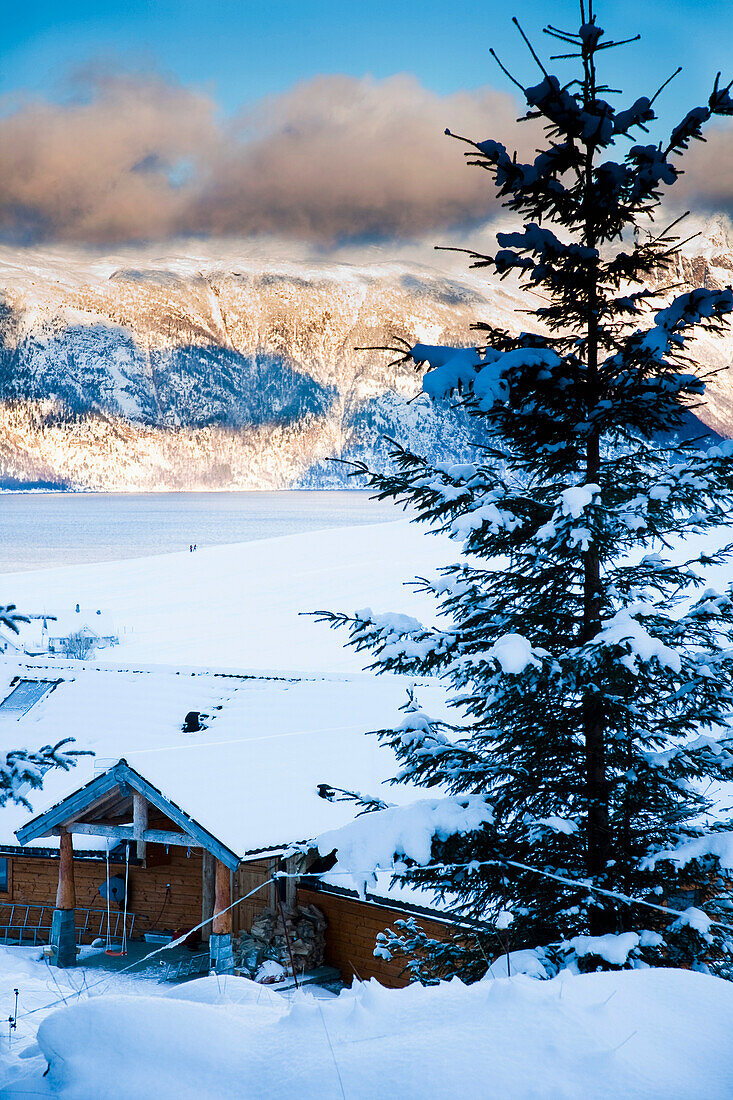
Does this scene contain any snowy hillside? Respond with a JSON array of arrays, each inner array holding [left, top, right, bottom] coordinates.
[[655, 216, 733, 436], [3, 520, 453, 674], [1, 220, 729, 490]]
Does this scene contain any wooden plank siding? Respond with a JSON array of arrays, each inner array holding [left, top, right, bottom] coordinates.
[[3, 848, 274, 943], [232, 860, 273, 936], [298, 886, 455, 988], [5, 848, 203, 939]]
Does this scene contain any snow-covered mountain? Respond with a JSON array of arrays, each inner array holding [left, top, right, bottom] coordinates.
[[0, 224, 731, 490], [652, 217, 733, 437]]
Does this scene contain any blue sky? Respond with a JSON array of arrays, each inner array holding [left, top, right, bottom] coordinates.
[[4, 0, 731, 126]]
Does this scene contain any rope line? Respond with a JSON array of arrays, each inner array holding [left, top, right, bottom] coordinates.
[[120, 843, 130, 956], [274, 858, 733, 935], [13, 848, 733, 1024], [104, 841, 111, 952], [124, 723, 366, 757], [316, 999, 347, 1100]]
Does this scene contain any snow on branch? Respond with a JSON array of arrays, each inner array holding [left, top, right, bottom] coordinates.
[[643, 831, 733, 875], [641, 287, 733, 359], [534, 483, 601, 551], [461, 137, 580, 198], [604, 287, 733, 379], [484, 633, 540, 676], [411, 341, 563, 409], [612, 98, 655, 137], [312, 794, 495, 897], [525, 74, 613, 146], [311, 606, 453, 676], [1, 740, 89, 810], [493, 223, 598, 281], [593, 602, 682, 675], [644, 732, 733, 775]]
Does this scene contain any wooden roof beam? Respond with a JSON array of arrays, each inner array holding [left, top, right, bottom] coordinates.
[[57, 823, 202, 847], [17, 760, 240, 870]]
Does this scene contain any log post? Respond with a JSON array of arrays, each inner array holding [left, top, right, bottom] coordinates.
[[201, 850, 215, 944], [209, 857, 235, 973], [55, 829, 76, 909], [212, 857, 231, 935], [52, 828, 77, 967], [132, 793, 148, 861], [284, 855, 297, 909]]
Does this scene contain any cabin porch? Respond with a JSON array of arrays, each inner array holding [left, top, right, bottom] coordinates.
[[7, 759, 456, 988], [10, 761, 272, 975]]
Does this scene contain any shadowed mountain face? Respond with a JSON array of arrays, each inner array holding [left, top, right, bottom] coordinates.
[[1, 328, 336, 430], [0, 233, 731, 490]]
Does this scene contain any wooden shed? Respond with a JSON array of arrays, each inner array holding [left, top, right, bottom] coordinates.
[[0, 662, 455, 985]]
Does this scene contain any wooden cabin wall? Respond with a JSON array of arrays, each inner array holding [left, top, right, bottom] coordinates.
[[4, 847, 203, 940], [232, 859, 273, 936], [4, 847, 457, 985], [297, 886, 454, 988]]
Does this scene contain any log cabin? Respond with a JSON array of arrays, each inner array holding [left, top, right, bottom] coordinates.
[[0, 660, 455, 986]]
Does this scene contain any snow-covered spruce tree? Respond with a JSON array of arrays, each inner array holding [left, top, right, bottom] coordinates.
[[0, 603, 85, 807], [315, 6, 733, 979]]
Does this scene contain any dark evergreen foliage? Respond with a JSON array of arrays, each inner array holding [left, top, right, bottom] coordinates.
[[317, 3, 733, 978], [0, 739, 88, 810]]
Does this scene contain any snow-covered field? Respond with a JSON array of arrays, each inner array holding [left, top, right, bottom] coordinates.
[[2, 949, 732, 1098], [3, 521, 733, 1096], [3, 519, 452, 674]]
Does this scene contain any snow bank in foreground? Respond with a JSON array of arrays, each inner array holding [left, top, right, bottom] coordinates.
[[22, 969, 733, 1099]]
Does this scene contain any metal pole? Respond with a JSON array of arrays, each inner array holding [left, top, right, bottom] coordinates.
[[276, 884, 299, 990]]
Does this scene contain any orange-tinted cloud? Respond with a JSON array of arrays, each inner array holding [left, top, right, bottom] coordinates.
[[1, 70, 731, 247], [190, 75, 524, 241], [0, 74, 218, 243], [0, 72, 523, 244], [673, 123, 733, 215]]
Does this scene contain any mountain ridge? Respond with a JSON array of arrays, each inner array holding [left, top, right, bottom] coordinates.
[[1, 229, 731, 490]]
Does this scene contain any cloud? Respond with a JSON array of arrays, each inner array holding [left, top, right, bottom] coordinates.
[[1, 69, 731, 248], [192, 75, 525, 241], [0, 74, 219, 244], [673, 124, 733, 217], [0, 71, 524, 245]]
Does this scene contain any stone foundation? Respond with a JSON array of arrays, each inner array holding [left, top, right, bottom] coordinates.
[[209, 932, 235, 973], [51, 908, 76, 968]]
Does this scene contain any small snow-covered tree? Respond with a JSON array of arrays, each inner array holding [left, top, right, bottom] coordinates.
[[1, 603, 85, 807], [61, 631, 96, 660], [316, 4, 733, 978]]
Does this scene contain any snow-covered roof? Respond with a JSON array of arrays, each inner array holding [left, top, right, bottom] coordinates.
[[0, 659, 442, 862]]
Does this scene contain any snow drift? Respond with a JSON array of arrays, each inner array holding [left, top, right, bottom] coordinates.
[[31, 969, 733, 1099]]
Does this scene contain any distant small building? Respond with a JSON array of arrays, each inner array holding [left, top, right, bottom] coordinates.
[[0, 631, 23, 656], [46, 610, 119, 657], [8, 609, 120, 659]]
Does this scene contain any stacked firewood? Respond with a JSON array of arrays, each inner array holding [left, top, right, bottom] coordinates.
[[236, 903, 327, 977]]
